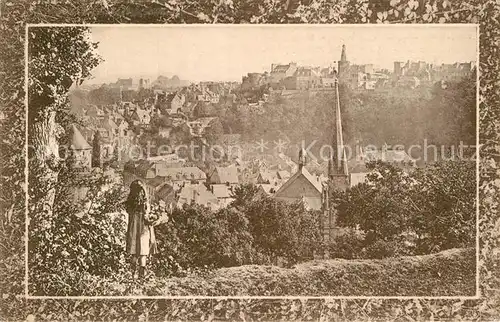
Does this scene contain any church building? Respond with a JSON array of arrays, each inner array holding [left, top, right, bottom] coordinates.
[[274, 149, 324, 210]]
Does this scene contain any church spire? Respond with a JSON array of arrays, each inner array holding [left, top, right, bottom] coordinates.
[[331, 78, 349, 177]]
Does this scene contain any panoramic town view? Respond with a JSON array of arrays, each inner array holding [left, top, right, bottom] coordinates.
[[28, 25, 478, 296]]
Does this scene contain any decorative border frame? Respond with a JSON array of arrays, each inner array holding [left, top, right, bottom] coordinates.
[[1, 0, 498, 320]]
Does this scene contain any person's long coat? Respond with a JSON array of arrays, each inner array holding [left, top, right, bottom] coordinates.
[[125, 183, 158, 256]]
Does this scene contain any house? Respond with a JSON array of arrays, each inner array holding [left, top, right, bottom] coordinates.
[[155, 183, 176, 208], [210, 184, 235, 208], [97, 116, 118, 141], [348, 162, 369, 187], [282, 67, 321, 90], [347, 144, 415, 187], [187, 117, 218, 137], [158, 125, 173, 138], [143, 176, 170, 200], [116, 119, 130, 138], [147, 153, 186, 167], [208, 166, 239, 185], [194, 87, 220, 104], [124, 161, 206, 191], [158, 92, 185, 115], [131, 108, 151, 125], [274, 155, 324, 211], [177, 183, 219, 210], [270, 62, 298, 85], [257, 184, 277, 196], [158, 166, 207, 190], [256, 169, 279, 185]]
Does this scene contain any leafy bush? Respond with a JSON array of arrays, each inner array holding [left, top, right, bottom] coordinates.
[[326, 230, 365, 259], [28, 167, 128, 295], [362, 240, 397, 259], [242, 196, 323, 265], [152, 204, 255, 276], [336, 160, 476, 256]]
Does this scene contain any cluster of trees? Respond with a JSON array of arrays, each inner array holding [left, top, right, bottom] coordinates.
[[85, 86, 154, 105], [152, 185, 322, 277], [29, 170, 323, 295], [29, 156, 476, 295], [329, 160, 476, 258], [218, 77, 475, 162]]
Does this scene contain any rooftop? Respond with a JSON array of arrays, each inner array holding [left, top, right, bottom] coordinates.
[[69, 124, 91, 150]]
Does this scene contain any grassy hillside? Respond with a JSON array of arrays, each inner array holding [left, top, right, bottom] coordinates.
[[108, 248, 475, 297]]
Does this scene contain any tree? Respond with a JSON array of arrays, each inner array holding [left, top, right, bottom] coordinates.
[[88, 85, 121, 105], [154, 204, 254, 270], [29, 168, 128, 295], [243, 197, 322, 264], [91, 131, 101, 168], [407, 160, 476, 253], [337, 161, 411, 244], [230, 183, 261, 209], [205, 118, 224, 145], [28, 27, 101, 217], [193, 101, 215, 118]]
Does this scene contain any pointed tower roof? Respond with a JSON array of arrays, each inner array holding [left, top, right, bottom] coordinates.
[[69, 124, 91, 150], [340, 44, 347, 62], [331, 79, 349, 177]]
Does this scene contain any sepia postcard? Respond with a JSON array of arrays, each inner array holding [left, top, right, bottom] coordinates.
[[26, 24, 479, 299]]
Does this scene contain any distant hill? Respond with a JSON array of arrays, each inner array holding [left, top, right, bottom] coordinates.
[[152, 75, 190, 89]]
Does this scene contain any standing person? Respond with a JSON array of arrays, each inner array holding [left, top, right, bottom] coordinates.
[[125, 180, 158, 279]]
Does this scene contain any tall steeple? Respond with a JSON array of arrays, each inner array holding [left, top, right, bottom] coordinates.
[[329, 78, 349, 179], [335, 79, 348, 176]]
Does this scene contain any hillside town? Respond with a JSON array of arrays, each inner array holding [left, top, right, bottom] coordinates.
[[65, 44, 475, 240], [26, 24, 480, 300]]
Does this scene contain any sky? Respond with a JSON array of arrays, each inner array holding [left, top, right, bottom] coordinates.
[[87, 25, 478, 84]]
